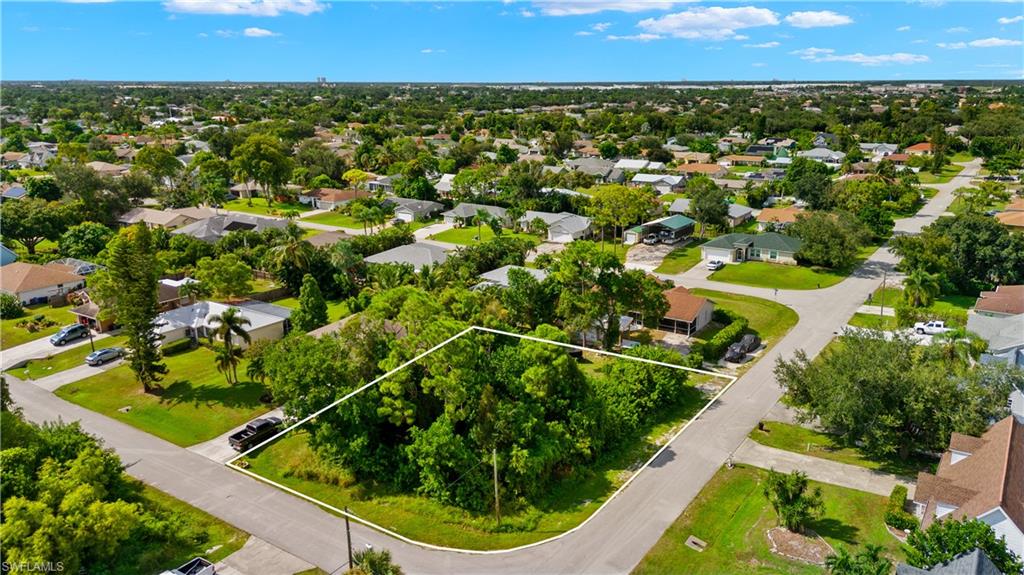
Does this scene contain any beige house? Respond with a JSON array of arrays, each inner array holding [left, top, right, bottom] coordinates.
[[0, 262, 86, 305]]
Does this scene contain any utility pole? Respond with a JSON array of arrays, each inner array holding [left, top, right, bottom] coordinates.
[[344, 506, 353, 570], [492, 447, 501, 528], [880, 269, 887, 318]]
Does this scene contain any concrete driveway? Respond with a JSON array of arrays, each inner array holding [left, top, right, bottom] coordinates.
[[31, 360, 124, 392], [1, 331, 110, 371], [188, 408, 285, 463]]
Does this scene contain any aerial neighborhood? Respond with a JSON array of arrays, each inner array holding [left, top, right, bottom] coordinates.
[[0, 77, 1022, 575]]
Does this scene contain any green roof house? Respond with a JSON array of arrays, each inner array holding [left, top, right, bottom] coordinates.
[[701, 232, 802, 266]]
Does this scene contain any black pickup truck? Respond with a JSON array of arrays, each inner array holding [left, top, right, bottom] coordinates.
[[228, 417, 282, 452]]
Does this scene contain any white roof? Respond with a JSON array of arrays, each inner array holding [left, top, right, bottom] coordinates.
[[156, 301, 286, 335], [477, 265, 548, 288], [614, 158, 651, 170], [631, 173, 682, 186]]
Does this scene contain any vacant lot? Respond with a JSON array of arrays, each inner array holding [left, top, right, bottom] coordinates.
[[917, 164, 964, 185], [633, 464, 902, 575], [56, 343, 271, 446], [654, 241, 705, 274], [691, 289, 798, 347], [303, 211, 366, 230], [430, 226, 540, 246], [223, 198, 311, 217]]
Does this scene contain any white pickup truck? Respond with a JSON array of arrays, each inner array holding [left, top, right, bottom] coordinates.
[[914, 320, 952, 335]]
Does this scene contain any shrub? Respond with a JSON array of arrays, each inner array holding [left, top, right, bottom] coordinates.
[[702, 309, 749, 360], [0, 293, 24, 319], [884, 484, 918, 531]]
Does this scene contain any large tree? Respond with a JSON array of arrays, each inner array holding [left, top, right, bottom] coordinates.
[[96, 224, 167, 393], [904, 518, 1023, 575], [59, 221, 113, 260], [784, 157, 834, 210], [194, 254, 253, 300], [688, 177, 729, 237], [231, 133, 293, 207], [788, 211, 868, 269], [207, 306, 251, 384], [585, 184, 658, 243], [0, 197, 67, 254], [291, 273, 329, 332], [133, 145, 182, 185]]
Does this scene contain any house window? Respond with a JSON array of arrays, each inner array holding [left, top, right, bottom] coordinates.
[[749, 248, 761, 259], [769, 250, 778, 260]]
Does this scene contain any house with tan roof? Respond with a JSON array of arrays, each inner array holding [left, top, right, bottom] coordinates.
[[756, 206, 805, 231], [297, 187, 370, 211], [905, 142, 933, 156], [674, 151, 712, 164], [718, 154, 764, 167], [85, 161, 130, 177], [118, 207, 209, 229], [974, 285, 1024, 317], [912, 415, 1024, 557], [656, 287, 714, 336], [674, 163, 727, 178], [0, 262, 86, 305]]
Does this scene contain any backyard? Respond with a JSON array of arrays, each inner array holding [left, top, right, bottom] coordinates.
[[633, 464, 903, 575], [749, 421, 936, 478], [223, 198, 312, 217], [55, 342, 272, 446], [1, 304, 78, 348], [272, 296, 351, 324], [10, 334, 129, 380], [429, 226, 540, 246]]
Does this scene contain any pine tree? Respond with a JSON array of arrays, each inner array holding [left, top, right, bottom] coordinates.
[[292, 273, 329, 332]]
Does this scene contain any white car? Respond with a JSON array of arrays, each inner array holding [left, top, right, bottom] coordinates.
[[914, 320, 951, 335], [707, 260, 725, 271]]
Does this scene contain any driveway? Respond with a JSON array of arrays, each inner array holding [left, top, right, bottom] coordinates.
[[413, 221, 453, 241], [189, 408, 285, 463], [1, 331, 110, 371], [31, 360, 124, 392]]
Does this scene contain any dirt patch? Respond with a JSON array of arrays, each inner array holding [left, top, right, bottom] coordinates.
[[766, 526, 833, 565], [625, 243, 675, 268]]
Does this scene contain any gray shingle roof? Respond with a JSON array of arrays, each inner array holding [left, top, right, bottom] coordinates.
[[895, 549, 1002, 575], [364, 242, 449, 268], [703, 232, 802, 253], [442, 203, 508, 219]]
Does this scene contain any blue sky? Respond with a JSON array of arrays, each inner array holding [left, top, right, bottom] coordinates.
[[2, 1, 1022, 81]]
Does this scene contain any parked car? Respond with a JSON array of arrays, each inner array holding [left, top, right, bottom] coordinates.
[[49, 324, 89, 346], [642, 233, 659, 245], [659, 231, 681, 245], [706, 260, 725, 271], [724, 334, 761, 363], [228, 417, 283, 452], [85, 347, 125, 366], [914, 320, 951, 335], [160, 557, 215, 575]]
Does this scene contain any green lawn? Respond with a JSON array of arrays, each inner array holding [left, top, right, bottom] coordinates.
[[709, 261, 848, 290], [223, 198, 312, 217], [655, 241, 705, 275], [303, 211, 366, 230], [918, 164, 964, 185], [9, 239, 59, 259], [634, 464, 903, 575], [1, 305, 78, 348], [404, 217, 441, 232], [948, 196, 1008, 216], [691, 289, 798, 346], [949, 151, 975, 163], [867, 286, 902, 307], [866, 287, 972, 326], [56, 344, 272, 447], [133, 485, 248, 575], [10, 334, 130, 380], [848, 313, 899, 331], [272, 297, 351, 323], [600, 240, 630, 263], [250, 276, 284, 295], [660, 193, 686, 204], [429, 226, 541, 246], [749, 421, 935, 478], [243, 381, 710, 550]]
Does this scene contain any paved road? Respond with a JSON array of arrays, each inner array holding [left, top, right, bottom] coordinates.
[[1, 331, 110, 371], [733, 438, 916, 497], [4, 161, 978, 575], [31, 360, 123, 392]]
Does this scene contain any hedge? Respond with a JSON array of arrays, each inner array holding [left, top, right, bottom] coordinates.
[[884, 484, 918, 531], [697, 309, 749, 361]]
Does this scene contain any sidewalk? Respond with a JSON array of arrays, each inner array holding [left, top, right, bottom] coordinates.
[[733, 438, 915, 497], [855, 305, 896, 317]]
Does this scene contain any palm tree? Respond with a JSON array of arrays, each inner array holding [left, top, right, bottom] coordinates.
[[902, 268, 941, 308], [473, 208, 493, 242], [214, 345, 238, 385], [931, 327, 987, 367], [269, 235, 315, 278], [825, 544, 891, 575], [179, 280, 205, 305], [369, 263, 412, 292], [207, 307, 251, 384]]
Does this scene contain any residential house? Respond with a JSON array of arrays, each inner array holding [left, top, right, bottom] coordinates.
[[668, 198, 753, 228], [0, 244, 18, 267], [895, 549, 1002, 575], [614, 158, 665, 171], [386, 197, 444, 222], [701, 232, 803, 265], [475, 265, 548, 289], [71, 277, 193, 333], [298, 188, 369, 211], [1, 151, 27, 169], [886, 153, 911, 166], [966, 312, 1024, 367], [0, 262, 86, 305], [364, 242, 449, 268], [118, 207, 208, 229], [974, 285, 1024, 317], [306, 230, 352, 249], [156, 300, 291, 349], [859, 142, 899, 161], [656, 286, 714, 336], [718, 155, 764, 167], [46, 258, 102, 276], [85, 161, 131, 177], [812, 132, 838, 148], [674, 163, 727, 178], [367, 174, 402, 194], [434, 173, 456, 195], [630, 173, 684, 194], [564, 157, 624, 183], [796, 148, 846, 167], [674, 151, 712, 164], [905, 142, 933, 156], [520, 211, 592, 243], [624, 214, 696, 245], [756, 206, 805, 231], [744, 144, 776, 156], [995, 199, 1024, 230], [442, 203, 510, 227], [1, 184, 27, 201], [912, 415, 1024, 558], [170, 214, 288, 243]]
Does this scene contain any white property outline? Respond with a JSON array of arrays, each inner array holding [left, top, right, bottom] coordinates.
[[225, 325, 738, 555]]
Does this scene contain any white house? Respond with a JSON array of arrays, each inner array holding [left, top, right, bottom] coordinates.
[[520, 211, 592, 243], [476, 265, 548, 289], [614, 158, 665, 171], [701, 232, 802, 266], [387, 197, 444, 222], [796, 147, 846, 167], [155, 301, 291, 349], [630, 173, 684, 195], [441, 203, 510, 226], [0, 262, 86, 305]]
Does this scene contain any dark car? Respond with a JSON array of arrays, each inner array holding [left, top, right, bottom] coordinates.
[[724, 334, 761, 363], [49, 324, 89, 346], [85, 347, 124, 366], [228, 417, 283, 452]]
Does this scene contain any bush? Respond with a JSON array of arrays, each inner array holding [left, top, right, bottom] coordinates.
[[701, 309, 748, 360], [0, 293, 24, 319], [894, 302, 966, 329], [884, 484, 918, 531]]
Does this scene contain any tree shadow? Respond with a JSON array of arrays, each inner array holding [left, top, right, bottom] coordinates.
[[158, 378, 266, 409], [810, 517, 860, 545]]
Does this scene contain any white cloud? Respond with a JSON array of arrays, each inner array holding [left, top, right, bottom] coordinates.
[[606, 33, 662, 41], [791, 47, 929, 66], [743, 41, 779, 48], [752, 62, 766, 67], [536, 1, 677, 17], [520, 8, 535, 17], [637, 6, 780, 41], [977, 63, 1013, 68], [939, 37, 1023, 49], [593, 22, 611, 32], [945, 26, 969, 33], [896, 25, 911, 31], [215, 29, 235, 37], [243, 26, 279, 37], [575, 30, 593, 35], [197, 32, 208, 37], [784, 10, 853, 29], [420, 48, 446, 54], [997, 15, 1023, 24], [911, 38, 927, 44], [163, 0, 324, 17]]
